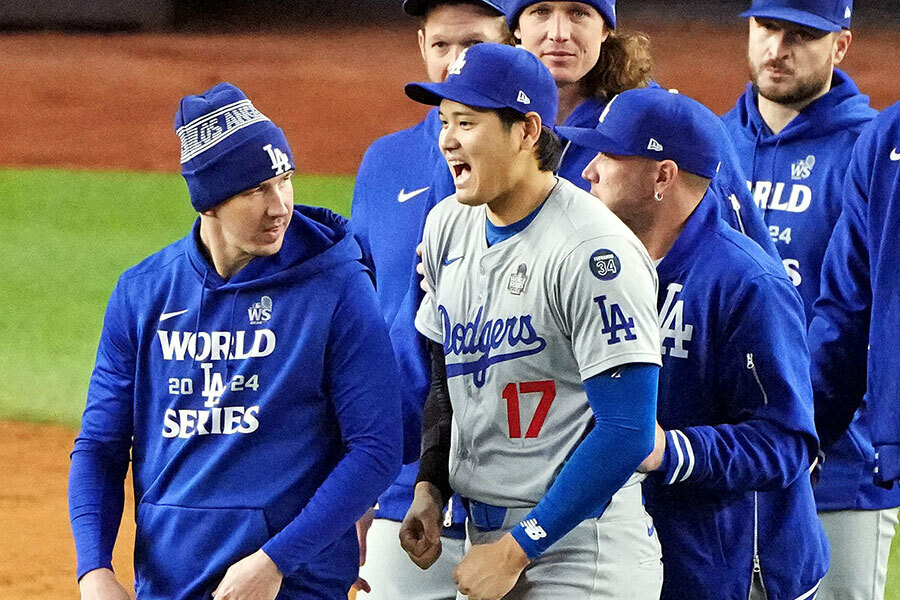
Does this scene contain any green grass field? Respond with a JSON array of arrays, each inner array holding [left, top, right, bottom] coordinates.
[[0, 168, 353, 426], [2, 167, 899, 597]]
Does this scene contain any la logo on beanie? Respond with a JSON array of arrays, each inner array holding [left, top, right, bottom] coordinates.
[[264, 144, 291, 175]]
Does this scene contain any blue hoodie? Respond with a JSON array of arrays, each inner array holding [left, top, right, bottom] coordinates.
[[722, 68, 900, 511], [351, 107, 467, 534], [559, 93, 778, 259], [643, 187, 828, 600], [68, 206, 402, 599], [809, 101, 900, 488]]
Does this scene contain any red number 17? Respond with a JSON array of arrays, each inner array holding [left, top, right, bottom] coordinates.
[[502, 380, 556, 439]]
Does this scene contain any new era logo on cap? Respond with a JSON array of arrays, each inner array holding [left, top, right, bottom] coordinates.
[[845, 6, 851, 18], [517, 90, 531, 105], [648, 138, 663, 152]]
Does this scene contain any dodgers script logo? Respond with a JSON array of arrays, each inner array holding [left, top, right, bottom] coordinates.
[[439, 305, 547, 388]]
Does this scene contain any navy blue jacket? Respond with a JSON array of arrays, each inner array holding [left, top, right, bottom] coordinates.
[[809, 101, 900, 487], [351, 107, 467, 533], [722, 69, 900, 510], [643, 188, 828, 600], [558, 93, 777, 259], [68, 207, 402, 599]]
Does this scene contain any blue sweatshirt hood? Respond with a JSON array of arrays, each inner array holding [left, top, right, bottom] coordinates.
[[731, 68, 873, 144], [186, 204, 361, 291]]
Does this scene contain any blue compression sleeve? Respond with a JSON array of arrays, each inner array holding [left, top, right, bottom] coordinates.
[[68, 439, 130, 579], [510, 363, 658, 559]]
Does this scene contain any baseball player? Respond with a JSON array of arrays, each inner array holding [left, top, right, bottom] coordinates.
[[506, 0, 779, 259], [403, 43, 664, 600], [350, 1, 507, 598], [67, 83, 402, 600], [560, 86, 829, 600], [809, 100, 900, 593], [720, 2, 900, 596]]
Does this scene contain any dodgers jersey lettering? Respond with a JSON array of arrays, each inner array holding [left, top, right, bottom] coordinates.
[[415, 178, 661, 506]]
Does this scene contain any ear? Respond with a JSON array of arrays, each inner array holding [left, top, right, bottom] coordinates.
[[655, 160, 679, 195], [418, 28, 427, 64], [832, 29, 852, 65], [513, 26, 522, 45], [520, 112, 543, 151], [600, 19, 611, 43]]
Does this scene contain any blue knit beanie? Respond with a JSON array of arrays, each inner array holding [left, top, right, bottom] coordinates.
[[175, 82, 295, 212], [505, 0, 616, 30]]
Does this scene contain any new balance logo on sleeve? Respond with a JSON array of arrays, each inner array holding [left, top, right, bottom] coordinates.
[[521, 518, 548, 541]]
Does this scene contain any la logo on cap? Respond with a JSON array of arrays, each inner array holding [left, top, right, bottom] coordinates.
[[517, 90, 531, 105], [448, 48, 468, 76], [647, 138, 664, 152]]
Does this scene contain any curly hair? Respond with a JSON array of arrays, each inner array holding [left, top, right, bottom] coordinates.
[[579, 29, 655, 100]]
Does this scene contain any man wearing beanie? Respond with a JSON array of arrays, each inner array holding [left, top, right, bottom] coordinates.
[[67, 82, 402, 600], [721, 2, 900, 597]]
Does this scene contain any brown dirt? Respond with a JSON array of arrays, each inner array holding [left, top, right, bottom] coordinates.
[[2, 24, 898, 600], [1, 25, 897, 175]]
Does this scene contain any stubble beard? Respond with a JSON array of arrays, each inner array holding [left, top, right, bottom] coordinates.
[[749, 53, 832, 106]]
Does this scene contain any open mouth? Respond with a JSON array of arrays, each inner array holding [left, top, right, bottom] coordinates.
[[450, 161, 472, 187]]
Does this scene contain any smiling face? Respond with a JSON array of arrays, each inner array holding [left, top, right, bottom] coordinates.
[[438, 99, 529, 208], [203, 171, 294, 272], [515, 1, 609, 86], [418, 3, 508, 83], [747, 17, 849, 106]]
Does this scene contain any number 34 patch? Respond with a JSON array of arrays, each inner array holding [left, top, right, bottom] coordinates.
[[589, 249, 621, 281]]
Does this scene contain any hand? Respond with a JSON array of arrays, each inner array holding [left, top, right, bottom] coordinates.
[[416, 242, 430, 293], [638, 423, 666, 473], [79, 568, 131, 600], [212, 549, 283, 600], [453, 533, 529, 600], [399, 481, 444, 569], [351, 507, 375, 593]]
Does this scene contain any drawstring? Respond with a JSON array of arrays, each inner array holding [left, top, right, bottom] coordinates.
[[191, 270, 208, 369], [765, 137, 783, 221], [225, 290, 239, 379]]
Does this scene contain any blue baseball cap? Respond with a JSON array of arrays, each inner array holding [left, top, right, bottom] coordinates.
[[505, 0, 616, 30], [741, 0, 852, 32], [557, 87, 722, 179], [405, 43, 558, 128], [403, 0, 504, 17]]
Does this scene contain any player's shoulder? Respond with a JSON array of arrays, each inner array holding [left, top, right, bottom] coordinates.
[[359, 114, 435, 168], [546, 178, 646, 252], [120, 233, 191, 284], [708, 221, 792, 288]]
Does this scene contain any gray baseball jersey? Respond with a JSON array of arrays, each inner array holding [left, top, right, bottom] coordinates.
[[415, 177, 662, 507]]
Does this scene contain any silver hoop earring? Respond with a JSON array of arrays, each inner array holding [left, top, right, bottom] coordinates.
[[654, 191, 664, 202]]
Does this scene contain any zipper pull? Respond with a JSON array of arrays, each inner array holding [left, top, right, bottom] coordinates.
[[746, 353, 755, 370], [752, 555, 762, 573]]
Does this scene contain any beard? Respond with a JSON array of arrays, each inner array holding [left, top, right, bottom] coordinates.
[[749, 53, 833, 105]]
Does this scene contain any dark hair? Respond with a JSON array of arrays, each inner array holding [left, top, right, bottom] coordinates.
[[580, 30, 655, 100], [495, 107, 562, 172]]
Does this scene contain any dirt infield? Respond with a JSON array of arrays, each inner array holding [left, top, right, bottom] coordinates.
[[2, 24, 899, 600]]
